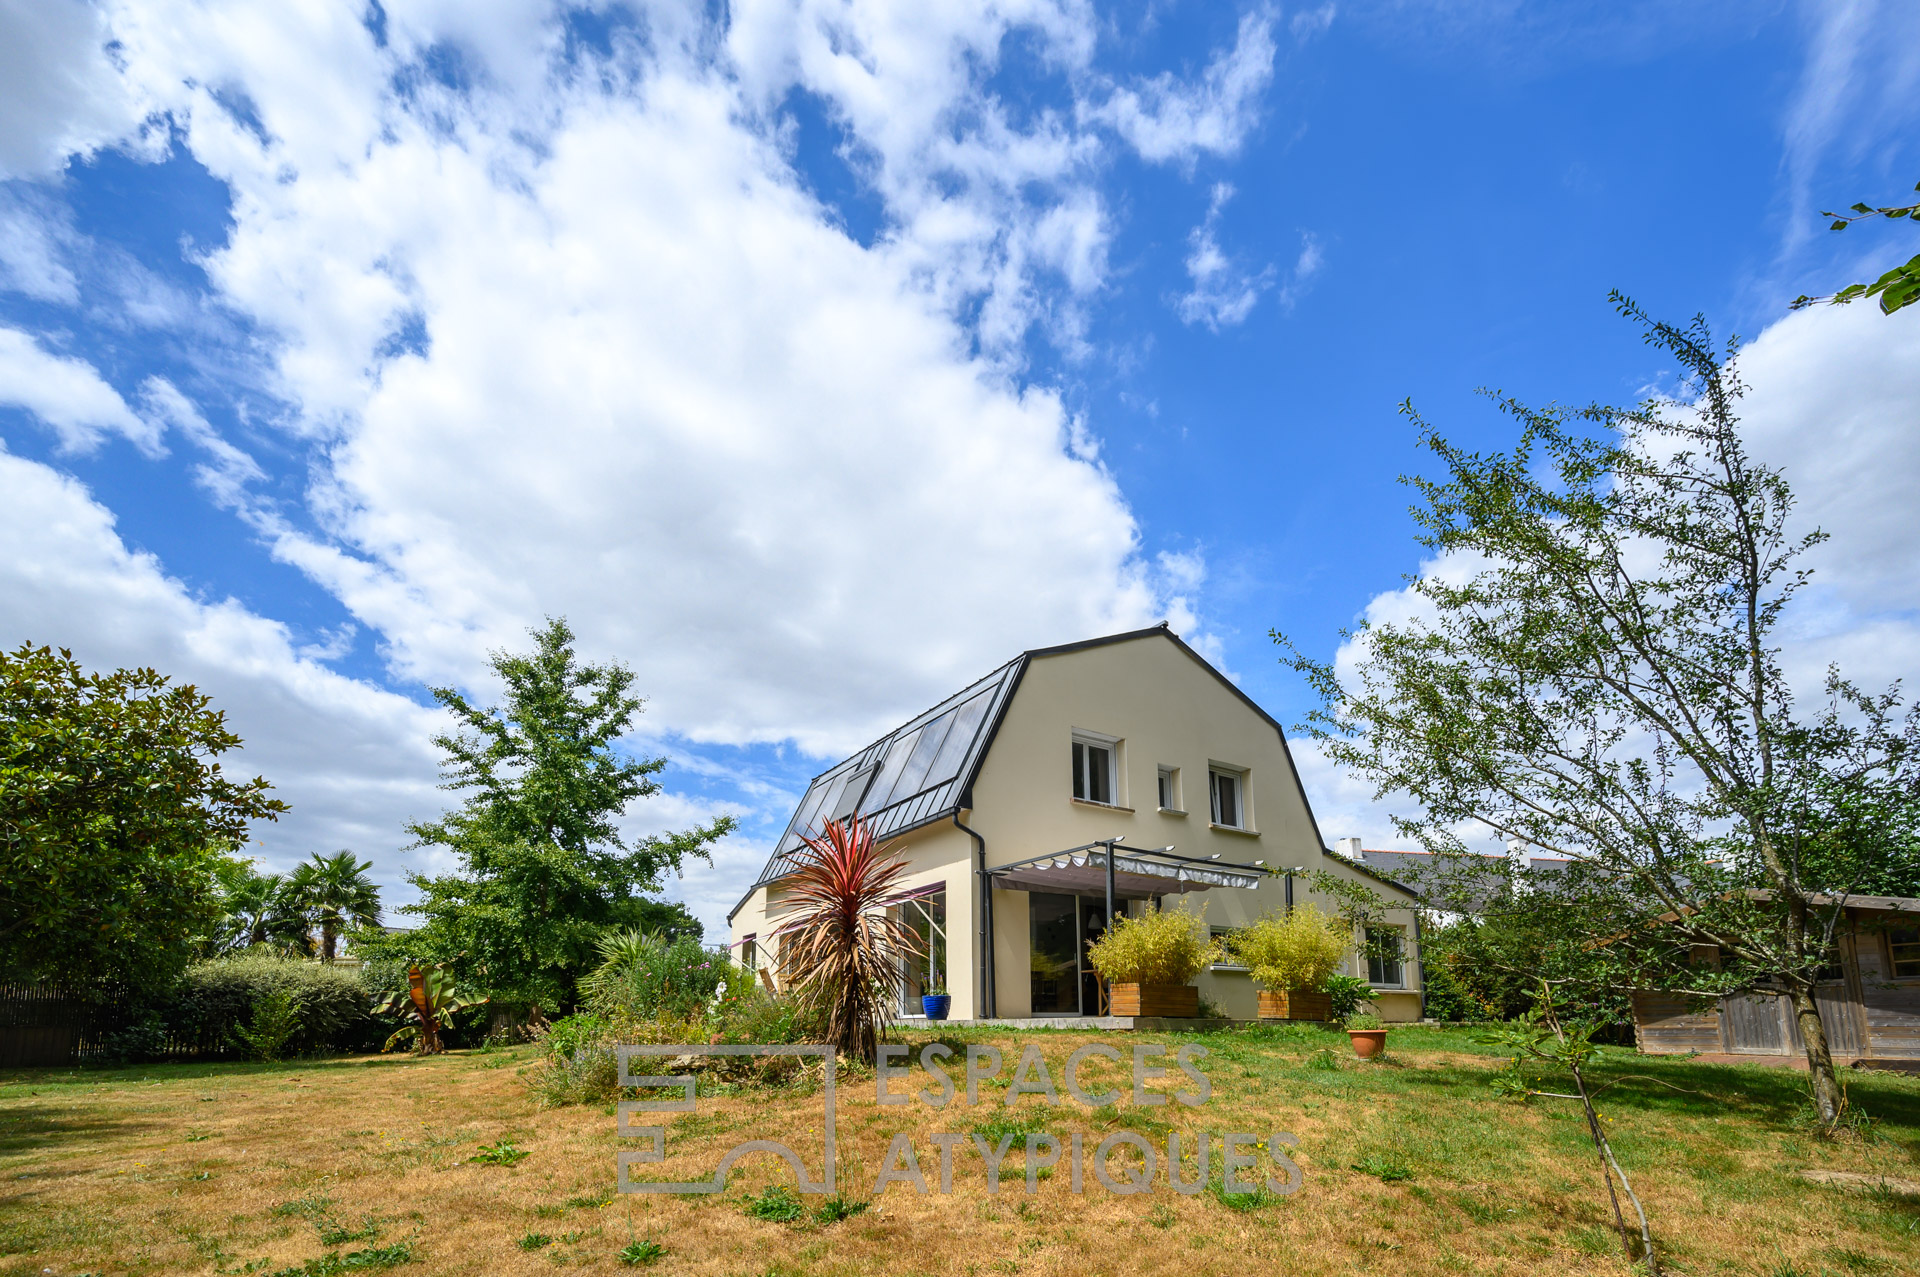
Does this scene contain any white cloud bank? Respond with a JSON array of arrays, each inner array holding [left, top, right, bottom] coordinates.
[[0, 444, 446, 889], [0, 0, 143, 179], [0, 1, 1285, 930]]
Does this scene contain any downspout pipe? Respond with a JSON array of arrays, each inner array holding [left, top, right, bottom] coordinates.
[[955, 813, 994, 1020]]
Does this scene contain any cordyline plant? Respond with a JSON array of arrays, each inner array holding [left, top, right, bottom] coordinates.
[[775, 815, 920, 1064], [1278, 295, 1920, 1130]]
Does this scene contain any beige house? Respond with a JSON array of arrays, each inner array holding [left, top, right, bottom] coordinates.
[[728, 626, 1425, 1023]]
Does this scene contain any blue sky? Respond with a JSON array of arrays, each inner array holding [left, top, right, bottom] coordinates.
[[3, 0, 1917, 936]]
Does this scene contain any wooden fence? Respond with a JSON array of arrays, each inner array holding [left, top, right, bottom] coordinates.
[[0, 981, 121, 1067]]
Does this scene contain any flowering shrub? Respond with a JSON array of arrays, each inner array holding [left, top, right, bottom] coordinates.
[[581, 930, 755, 1023], [1086, 901, 1220, 985]]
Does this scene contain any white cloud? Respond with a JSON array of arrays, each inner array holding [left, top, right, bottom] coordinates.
[[1175, 182, 1286, 329], [139, 375, 266, 508], [0, 325, 159, 453], [1081, 7, 1278, 165], [0, 188, 79, 302], [1780, 0, 1920, 255], [0, 0, 144, 179], [39, 2, 1257, 766], [0, 444, 446, 897]]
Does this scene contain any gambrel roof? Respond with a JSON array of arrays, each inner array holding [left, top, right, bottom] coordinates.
[[734, 622, 1324, 921]]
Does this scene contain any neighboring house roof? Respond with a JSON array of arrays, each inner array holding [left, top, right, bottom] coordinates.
[[1355, 847, 1507, 913], [730, 623, 1330, 922]]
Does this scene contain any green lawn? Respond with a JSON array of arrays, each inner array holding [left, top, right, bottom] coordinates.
[[2, 1025, 1916, 1275]]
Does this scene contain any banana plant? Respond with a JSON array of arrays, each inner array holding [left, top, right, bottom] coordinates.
[[372, 963, 487, 1054]]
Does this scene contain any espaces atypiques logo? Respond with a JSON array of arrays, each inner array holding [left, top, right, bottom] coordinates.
[[615, 1042, 1303, 1198]]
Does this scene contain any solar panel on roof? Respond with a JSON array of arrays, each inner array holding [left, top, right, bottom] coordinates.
[[750, 656, 1023, 884]]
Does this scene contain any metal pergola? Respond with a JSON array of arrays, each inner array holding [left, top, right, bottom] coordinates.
[[987, 835, 1267, 945]]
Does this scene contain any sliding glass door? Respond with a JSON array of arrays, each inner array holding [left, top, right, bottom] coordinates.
[[1029, 893, 1080, 1014]]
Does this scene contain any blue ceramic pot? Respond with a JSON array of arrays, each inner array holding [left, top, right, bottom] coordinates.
[[922, 993, 952, 1021]]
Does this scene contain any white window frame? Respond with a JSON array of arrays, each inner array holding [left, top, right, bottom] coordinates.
[[1365, 926, 1406, 988], [1208, 925, 1247, 972], [1208, 763, 1250, 830], [1071, 729, 1123, 807], [1156, 765, 1183, 813]]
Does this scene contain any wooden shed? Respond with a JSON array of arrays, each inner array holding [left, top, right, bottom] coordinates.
[[1632, 896, 1920, 1062]]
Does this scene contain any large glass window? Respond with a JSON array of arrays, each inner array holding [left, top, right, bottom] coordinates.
[[1366, 927, 1404, 986], [1072, 737, 1115, 804], [897, 891, 948, 1013]]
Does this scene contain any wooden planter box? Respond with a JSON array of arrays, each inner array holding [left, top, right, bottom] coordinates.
[[1109, 982, 1200, 1018], [1258, 990, 1332, 1022]]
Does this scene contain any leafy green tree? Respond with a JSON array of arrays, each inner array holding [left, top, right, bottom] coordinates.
[[0, 644, 287, 993], [1279, 298, 1918, 1129], [287, 850, 383, 962], [367, 619, 731, 1009], [1793, 180, 1920, 315]]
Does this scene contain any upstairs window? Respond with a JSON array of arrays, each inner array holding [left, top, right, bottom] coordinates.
[[1366, 927, 1404, 986], [1072, 733, 1117, 805], [1209, 767, 1244, 828], [1157, 765, 1181, 811]]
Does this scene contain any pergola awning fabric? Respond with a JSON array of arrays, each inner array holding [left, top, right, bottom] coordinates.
[[988, 850, 1263, 898]]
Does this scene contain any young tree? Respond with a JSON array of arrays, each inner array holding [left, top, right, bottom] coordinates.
[[371, 619, 732, 1008], [0, 644, 287, 993], [1279, 298, 1919, 1128], [287, 850, 383, 961]]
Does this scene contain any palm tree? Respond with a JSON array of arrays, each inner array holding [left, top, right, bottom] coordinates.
[[288, 851, 383, 962], [775, 815, 920, 1063], [212, 859, 310, 954]]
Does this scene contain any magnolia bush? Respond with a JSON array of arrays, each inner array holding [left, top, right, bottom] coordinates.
[[1086, 901, 1220, 985], [1227, 906, 1347, 992]]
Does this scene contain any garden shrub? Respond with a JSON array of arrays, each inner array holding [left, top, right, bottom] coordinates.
[[166, 951, 375, 1057], [1086, 902, 1220, 985], [1225, 906, 1346, 991], [581, 932, 755, 1024]]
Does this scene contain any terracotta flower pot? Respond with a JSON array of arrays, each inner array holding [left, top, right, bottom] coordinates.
[[1107, 982, 1200, 1018], [1258, 989, 1332, 1022], [1348, 1029, 1388, 1060]]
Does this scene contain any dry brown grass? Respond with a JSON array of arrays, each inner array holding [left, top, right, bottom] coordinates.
[[3, 1026, 1917, 1276]]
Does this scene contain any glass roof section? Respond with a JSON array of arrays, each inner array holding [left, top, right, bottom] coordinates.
[[756, 657, 1023, 882]]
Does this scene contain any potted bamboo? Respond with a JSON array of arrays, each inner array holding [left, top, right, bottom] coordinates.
[[1086, 902, 1220, 1018], [1226, 906, 1344, 1022]]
